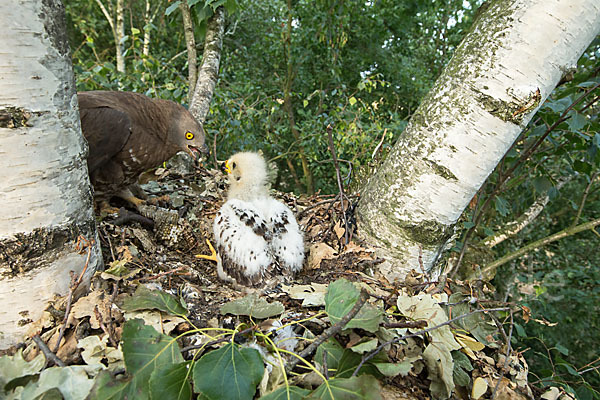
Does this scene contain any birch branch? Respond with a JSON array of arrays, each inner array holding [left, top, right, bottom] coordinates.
[[483, 217, 600, 274], [481, 176, 570, 248]]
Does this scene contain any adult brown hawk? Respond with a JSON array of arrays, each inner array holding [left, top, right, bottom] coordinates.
[[78, 91, 207, 212], [198, 152, 305, 286]]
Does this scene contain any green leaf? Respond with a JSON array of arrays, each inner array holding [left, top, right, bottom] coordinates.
[[349, 97, 357, 106], [192, 343, 264, 400], [89, 319, 184, 399], [349, 338, 379, 354], [87, 370, 128, 399], [315, 338, 344, 371], [149, 362, 192, 400], [325, 279, 383, 333], [532, 176, 552, 194], [307, 375, 383, 400], [555, 343, 569, 356], [261, 386, 311, 400], [423, 343, 455, 399], [335, 348, 383, 379], [462, 221, 476, 229], [19, 366, 94, 400], [119, 285, 188, 316], [543, 97, 571, 113], [573, 160, 592, 174], [0, 349, 45, 388], [165, 1, 182, 15], [567, 111, 588, 132], [494, 196, 511, 217], [372, 360, 413, 377], [220, 293, 284, 319], [452, 351, 473, 387], [303, 99, 309, 108], [131, 27, 140, 35]]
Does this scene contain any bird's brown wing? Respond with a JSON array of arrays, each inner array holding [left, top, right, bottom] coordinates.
[[78, 93, 132, 173]]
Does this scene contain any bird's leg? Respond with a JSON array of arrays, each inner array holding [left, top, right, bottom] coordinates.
[[97, 200, 121, 216], [117, 187, 146, 209], [195, 239, 218, 262]]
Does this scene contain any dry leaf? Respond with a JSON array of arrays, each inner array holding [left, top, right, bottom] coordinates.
[[333, 220, 345, 239], [454, 333, 485, 359], [471, 377, 488, 399], [307, 242, 337, 270]]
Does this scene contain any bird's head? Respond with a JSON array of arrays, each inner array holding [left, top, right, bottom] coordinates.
[[171, 107, 209, 162], [223, 152, 269, 200]]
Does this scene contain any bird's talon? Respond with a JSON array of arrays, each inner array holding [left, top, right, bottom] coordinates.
[[196, 239, 218, 262]]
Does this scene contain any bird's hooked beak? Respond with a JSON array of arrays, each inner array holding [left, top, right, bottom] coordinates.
[[187, 143, 210, 163]]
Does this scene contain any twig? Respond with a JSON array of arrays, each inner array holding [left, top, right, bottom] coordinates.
[[285, 288, 369, 374], [382, 320, 428, 329], [94, 305, 118, 348], [101, 226, 116, 262], [352, 307, 510, 376], [326, 124, 350, 246], [52, 237, 93, 353], [491, 311, 514, 400], [296, 194, 358, 220], [140, 266, 191, 281], [180, 326, 255, 354], [572, 171, 598, 227], [33, 335, 65, 367]]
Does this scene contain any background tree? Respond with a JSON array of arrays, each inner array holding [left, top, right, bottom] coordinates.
[[0, 0, 102, 349]]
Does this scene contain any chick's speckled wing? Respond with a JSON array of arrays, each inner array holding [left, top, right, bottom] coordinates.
[[214, 199, 279, 286], [263, 198, 304, 273]]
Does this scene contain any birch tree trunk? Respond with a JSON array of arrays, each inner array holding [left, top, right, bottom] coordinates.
[[94, 0, 126, 74], [180, 1, 198, 105], [189, 6, 225, 124], [0, 0, 102, 349], [356, 0, 600, 281]]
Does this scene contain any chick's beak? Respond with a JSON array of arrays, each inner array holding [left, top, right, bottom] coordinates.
[[221, 160, 231, 174]]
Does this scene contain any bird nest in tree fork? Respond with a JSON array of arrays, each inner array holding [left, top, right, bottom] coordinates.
[[4, 158, 533, 400]]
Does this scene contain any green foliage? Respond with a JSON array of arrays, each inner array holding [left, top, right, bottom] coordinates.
[[119, 284, 189, 316], [324, 279, 382, 333], [192, 343, 264, 399]]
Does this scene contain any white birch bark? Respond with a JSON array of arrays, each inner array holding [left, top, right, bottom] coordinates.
[[356, 0, 600, 281], [189, 6, 225, 124], [0, 0, 102, 349], [115, 0, 125, 73]]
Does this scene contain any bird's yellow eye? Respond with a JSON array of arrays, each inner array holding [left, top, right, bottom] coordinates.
[[185, 131, 194, 140]]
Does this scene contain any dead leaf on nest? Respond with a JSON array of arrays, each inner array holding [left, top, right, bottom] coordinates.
[[333, 220, 345, 239], [283, 283, 328, 307], [307, 242, 337, 270], [69, 290, 111, 329], [471, 377, 489, 399], [122, 310, 185, 335]]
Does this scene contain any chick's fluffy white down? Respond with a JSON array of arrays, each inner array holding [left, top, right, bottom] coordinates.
[[214, 197, 304, 286]]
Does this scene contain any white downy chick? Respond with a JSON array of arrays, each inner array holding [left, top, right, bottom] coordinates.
[[213, 152, 304, 286]]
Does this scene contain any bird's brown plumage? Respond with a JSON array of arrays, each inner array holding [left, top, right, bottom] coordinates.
[[78, 91, 207, 210]]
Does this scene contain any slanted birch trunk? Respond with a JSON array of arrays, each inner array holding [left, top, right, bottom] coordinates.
[[0, 0, 102, 349], [356, 0, 600, 281]]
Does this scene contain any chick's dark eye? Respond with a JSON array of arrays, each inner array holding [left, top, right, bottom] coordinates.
[[232, 162, 236, 169]]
